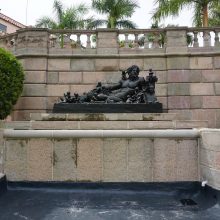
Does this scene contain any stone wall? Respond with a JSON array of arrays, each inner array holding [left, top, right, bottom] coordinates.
[[3, 137, 198, 182], [1, 28, 220, 127]]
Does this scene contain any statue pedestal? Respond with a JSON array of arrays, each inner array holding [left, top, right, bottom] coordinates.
[[53, 103, 163, 113]]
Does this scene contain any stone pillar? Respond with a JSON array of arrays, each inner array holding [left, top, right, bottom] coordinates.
[[166, 27, 188, 53], [16, 28, 49, 56], [96, 29, 119, 54]]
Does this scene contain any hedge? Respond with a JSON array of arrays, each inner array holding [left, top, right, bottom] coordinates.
[[0, 48, 24, 119]]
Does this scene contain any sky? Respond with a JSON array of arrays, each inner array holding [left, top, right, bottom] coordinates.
[[0, 0, 193, 28]]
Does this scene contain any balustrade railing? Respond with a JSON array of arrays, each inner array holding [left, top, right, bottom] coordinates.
[[48, 29, 97, 49], [1, 27, 220, 54], [118, 29, 165, 49], [187, 27, 220, 48]]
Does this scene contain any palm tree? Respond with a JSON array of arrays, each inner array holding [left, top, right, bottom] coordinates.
[[153, 0, 220, 27], [36, 0, 91, 29], [90, 0, 139, 29]]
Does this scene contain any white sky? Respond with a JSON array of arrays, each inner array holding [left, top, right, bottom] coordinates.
[[0, 0, 193, 28]]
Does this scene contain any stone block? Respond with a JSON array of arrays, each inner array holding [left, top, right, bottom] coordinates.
[[175, 120, 208, 129], [202, 96, 220, 108], [59, 72, 82, 84], [14, 97, 47, 110], [156, 84, 167, 96], [157, 97, 168, 109], [70, 85, 95, 95], [167, 70, 190, 83], [154, 71, 167, 83], [48, 59, 70, 71], [31, 121, 79, 130], [82, 71, 120, 84], [22, 84, 47, 96], [53, 139, 77, 181], [119, 59, 144, 70], [27, 139, 53, 181], [200, 148, 215, 168], [70, 59, 95, 71], [190, 83, 214, 95], [176, 140, 198, 181], [191, 109, 216, 128], [128, 121, 174, 129], [144, 58, 166, 70], [23, 58, 47, 70], [190, 70, 202, 82], [169, 110, 192, 120], [202, 70, 220, 83], [167, 57, 189, 70], [79, 121, 127, 129], [97, 39, 118, 48], [200, 130, 220, 151], [95, 59, 119, 71], [216, 109, 220, 128], [168, 83, 190, 96], [215, 83, 220, 95], [47, 72, 59, 84], [200, 165, 220, 190], [190, 96, 203, 108], [127, 138, 152, 182], [190, 57, 213, 69], [4, 139, 28, 181], [97, 31, 118, 39], [97, 48, 118, 54], [103, 138, 127, 181], [24, 71, 46, 83], [168, 96, 190, 109], [47, 85, 70, 96], [77, 138, 102, 181], [214, 56, 220, 69], [46, 96, 59, 110], [153, 139, 177, 181], [12, 110, 46, 121]]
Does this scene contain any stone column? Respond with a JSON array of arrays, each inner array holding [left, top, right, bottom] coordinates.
[[96, 29, 119, 54]]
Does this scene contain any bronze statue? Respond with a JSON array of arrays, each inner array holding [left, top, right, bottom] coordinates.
[[59, 65, 159, 104]]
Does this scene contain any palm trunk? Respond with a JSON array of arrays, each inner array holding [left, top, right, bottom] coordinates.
[[202, 4, 208, 27]]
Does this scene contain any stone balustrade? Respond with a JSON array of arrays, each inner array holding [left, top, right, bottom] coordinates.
[[1, 27, 220, 54]]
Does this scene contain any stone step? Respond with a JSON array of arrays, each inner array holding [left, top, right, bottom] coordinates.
[[4, 120, 208, 130], [30, 113, 178, 121]]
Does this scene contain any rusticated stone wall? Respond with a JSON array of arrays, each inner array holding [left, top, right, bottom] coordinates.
[[1, 28, 220, 127]]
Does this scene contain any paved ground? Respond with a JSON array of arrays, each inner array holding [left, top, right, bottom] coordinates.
[[0, 183, 220, 220]]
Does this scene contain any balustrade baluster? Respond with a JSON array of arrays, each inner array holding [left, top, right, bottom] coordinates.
[[134, 33, 139, 48], [193, 31, 199, 47], [76, 33, 81, 48], [214, 30, 220, 47], [203, 30, 211, 47], [86, 34, 91, 49], [144, 33, 149, 49], [124, 33, 129, 48]]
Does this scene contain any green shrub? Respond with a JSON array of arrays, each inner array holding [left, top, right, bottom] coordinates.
[[0, 48, 24, 119]]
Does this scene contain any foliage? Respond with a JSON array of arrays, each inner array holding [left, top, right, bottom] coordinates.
[[36, 0, 93, 29], [0, 48, 24, 119], [90, 0, 139, 29], [152, 0, 220, 27], [209, 5, 220, 26]]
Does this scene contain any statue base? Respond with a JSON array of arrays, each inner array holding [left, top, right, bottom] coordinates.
[[53, 103, 163, 113]]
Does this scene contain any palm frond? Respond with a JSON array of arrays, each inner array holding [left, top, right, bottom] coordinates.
[[116, 20, 137, 29]]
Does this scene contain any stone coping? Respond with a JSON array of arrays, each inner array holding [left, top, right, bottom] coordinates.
[[3, 129, 200, 138]]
